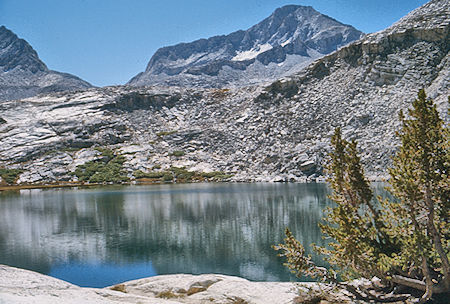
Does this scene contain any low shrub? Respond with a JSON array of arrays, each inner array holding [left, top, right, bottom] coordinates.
[[170, 150, 185, 157], [169, 166, 195, 181], [74, 148, 129, 183], [133, 170, 165, 179], [163, 173, 173, 182], [200, 171, 221, 178], [156, 289, 184, 299], [133, 167, 233, 184], [0, 168, 24, 184], [212, 174, 234, 181], [110, 284, 127, 293]]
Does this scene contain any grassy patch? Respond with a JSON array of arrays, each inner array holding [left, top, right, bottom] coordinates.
[[170, 150, 185, 157], [0, 168, 24, 184], [134, 167, 233, 184], [110, 284, 127, 293], [61, 147, 80, 153], [226, 296, 249, 304], [212, 174, 234, 181], [163, 173, 174, 182], [156, 289, 184, 299], [133, 170, 165, 179], [74, 148, 129, 183], [200, 171, 221, 178], [169, 166, 195, 181], [156, 130, 177, 137]]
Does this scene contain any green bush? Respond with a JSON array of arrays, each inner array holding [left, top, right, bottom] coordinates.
[[170, 150, 185, 157], [74, 149, 129, 183], [133, 170, 165, 179], [169, 167, 194, 181], [200, 171, 222, 178], [0, 168, 23, 184], [133, 166, 233, 184], [163, 173, 173, 182], [133, 170, 146, 179], [95, 147, 115, 161], [212, 174, 234, 181]]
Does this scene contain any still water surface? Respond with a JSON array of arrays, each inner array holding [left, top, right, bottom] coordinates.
[[0, 183, 358, 287]]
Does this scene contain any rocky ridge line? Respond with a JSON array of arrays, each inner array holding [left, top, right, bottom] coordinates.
[[0, 26, 92, 101], [128, 5, 363, 88]]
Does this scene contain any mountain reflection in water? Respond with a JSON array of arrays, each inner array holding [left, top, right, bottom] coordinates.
[[0, 183, 342, 287]]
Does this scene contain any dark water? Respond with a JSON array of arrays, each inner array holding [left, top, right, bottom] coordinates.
[[0, 183, 355, 287]]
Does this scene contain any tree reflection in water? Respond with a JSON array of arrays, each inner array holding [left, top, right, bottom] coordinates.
[[0, 183, 337, 287]]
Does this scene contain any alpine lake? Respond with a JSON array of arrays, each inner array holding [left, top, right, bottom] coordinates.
[[0, 182, 388, 287]]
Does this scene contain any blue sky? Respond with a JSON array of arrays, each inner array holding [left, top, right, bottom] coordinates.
[[1, 0, 428, 87]]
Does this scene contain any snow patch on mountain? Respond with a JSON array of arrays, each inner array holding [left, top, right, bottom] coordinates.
[[232, 43, 273, 61], [128, 5, 363, 88]]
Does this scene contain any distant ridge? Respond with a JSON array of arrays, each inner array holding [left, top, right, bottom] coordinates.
[[128, 5, 363, 88], [0, 26, 92, 101]]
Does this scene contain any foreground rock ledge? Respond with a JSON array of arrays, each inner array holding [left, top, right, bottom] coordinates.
[[0, 264, 352, 304]]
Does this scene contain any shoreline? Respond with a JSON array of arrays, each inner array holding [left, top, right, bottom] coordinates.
[[0, 182, 104, 192], [0, 264, 368, 304], [0, 176, 388, 192]]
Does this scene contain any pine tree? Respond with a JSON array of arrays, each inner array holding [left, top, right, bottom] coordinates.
[[275, 90, 449, 302], [388, 89, 449, 300]]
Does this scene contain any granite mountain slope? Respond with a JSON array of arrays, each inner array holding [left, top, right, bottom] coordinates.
[[0, 26, 92, 101], [0, 0, 448, 184], [128, 5, 363, 88]]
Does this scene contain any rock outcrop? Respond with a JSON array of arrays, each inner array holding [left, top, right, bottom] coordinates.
[[0, 264, 362, 304], [0, 26, 92, 101], [128, 5, 363, 88], [0, 0, 448, 184]]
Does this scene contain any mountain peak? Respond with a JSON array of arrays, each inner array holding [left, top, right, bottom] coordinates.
[[0, 25, 47, 73], [272, 4, 315, 16], [128, 5, 363, 88], [0, 26, 92, 101]]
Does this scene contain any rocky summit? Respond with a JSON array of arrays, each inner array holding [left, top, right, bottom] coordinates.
[[0, 0, 448, 185], [128, 5, 363, 88], [0, 26, 92, 101]]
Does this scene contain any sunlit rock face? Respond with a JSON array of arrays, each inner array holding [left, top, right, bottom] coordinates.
[[128, 5, 363, 88], [0, 0, 448, 183], [0, 26, 92, 101]]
